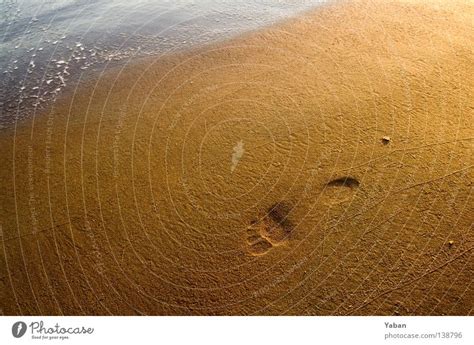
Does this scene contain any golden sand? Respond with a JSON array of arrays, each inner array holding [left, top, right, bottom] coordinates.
[[1, 0, 473, 315]]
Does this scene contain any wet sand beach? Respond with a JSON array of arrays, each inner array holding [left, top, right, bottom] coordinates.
[[0, 0, 473, 315]]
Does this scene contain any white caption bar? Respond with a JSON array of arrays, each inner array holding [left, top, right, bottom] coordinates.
[[0, 316, 472, 345]]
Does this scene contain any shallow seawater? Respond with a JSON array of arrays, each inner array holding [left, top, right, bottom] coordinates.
[[0, 0, 328, 127]]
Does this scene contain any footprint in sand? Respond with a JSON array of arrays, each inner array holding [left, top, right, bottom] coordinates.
[[246, 202, 294, 255], [322, 176, 360, 204]]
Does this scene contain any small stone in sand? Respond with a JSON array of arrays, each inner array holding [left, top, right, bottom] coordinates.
[[382, 136, 391, 145]]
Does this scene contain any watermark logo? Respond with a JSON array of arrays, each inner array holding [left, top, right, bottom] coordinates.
[[10, 320, 94, 341], [231, 140, 245, 173], [12, 321, 27, 338]]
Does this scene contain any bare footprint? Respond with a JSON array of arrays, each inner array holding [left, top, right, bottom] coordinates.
[[246, 202, 294, 256], [322, 176, 360, 204]]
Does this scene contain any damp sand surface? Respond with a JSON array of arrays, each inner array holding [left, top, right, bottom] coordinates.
[[0, 0, 473, 315], [0, 0, 327, 126]]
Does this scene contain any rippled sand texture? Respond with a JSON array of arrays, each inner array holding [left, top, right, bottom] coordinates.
[[1, 0, 473, 315]]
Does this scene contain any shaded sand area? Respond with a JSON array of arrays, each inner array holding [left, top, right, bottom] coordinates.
[[1, 0, 473, 315]]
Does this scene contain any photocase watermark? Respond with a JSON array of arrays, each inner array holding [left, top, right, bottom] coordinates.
[[231, 140, 244, 173], [84, 217, 106, 276], [12, 321, 27, 338], [11, 320, 94, 341], [27, 145, 39, 236]]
